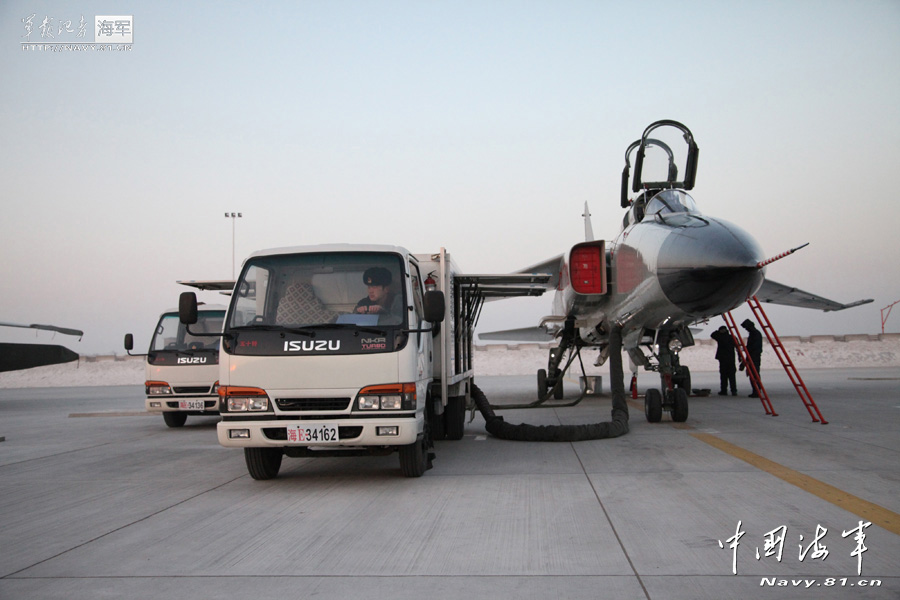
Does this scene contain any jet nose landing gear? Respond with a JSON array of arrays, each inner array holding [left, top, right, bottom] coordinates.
[[644, 386, 689, 423]]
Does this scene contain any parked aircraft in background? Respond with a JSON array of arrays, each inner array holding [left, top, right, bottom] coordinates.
[[0, 321, 83, 372], [481, 120, 872, 423]]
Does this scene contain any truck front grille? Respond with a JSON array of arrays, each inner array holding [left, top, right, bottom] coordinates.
[[173, 386, 212, 394], [275, 397, 351, 411]]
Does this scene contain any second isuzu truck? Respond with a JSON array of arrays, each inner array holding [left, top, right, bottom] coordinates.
[[126, 304, 226, 427]]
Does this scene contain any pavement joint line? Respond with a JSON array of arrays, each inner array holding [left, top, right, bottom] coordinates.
[[1, 472, 249, 579], [574, 448, 651, 600], [691, 432, 900, 536], [68, 411, 154, 418]]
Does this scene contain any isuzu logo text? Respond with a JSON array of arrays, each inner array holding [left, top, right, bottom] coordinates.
[[177, 356, 208, 364], [283, 340, 341, 352]]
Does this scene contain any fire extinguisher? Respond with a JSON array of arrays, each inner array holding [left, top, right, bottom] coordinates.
[[425, 272, 437, 292]]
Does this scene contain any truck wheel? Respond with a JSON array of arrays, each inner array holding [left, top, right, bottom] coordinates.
[[399, 435, 428, 477], [244, 447, 282, 480], [163, 412, 187, 428], [444, 395, 466, 441], [428, 397, 446, 441]]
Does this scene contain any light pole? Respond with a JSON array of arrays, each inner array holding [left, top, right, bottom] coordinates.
[[225, 212, 242, 279]]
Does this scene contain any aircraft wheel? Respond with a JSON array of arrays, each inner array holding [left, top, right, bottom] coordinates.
[[537, 369, 548, 398], [399, 434, 428, 477], [672, 387, 689, 422], [244, 447, 282, 480], [645, 388, 663, 423], [676, 366, 692, 395], [444, 395, 466, 441], [553, 377, 564, 400], [163, 412, 187, 428]]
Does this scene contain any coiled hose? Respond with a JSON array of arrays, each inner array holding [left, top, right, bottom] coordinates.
[[471, 327, 630, 441]]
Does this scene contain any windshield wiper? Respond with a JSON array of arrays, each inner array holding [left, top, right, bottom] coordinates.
[[313, 323, 388, 336], [229, 324, 315, 337]]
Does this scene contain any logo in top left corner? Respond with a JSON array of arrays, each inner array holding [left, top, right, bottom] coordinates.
[[94, 16, 133, 44], [20, 14, 133, 47]]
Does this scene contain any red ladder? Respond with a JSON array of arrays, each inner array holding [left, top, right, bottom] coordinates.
[[723, 311, 777, 416], [746, 296, 828, 424]]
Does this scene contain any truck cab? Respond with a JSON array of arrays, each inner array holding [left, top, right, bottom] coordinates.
[[125, 305, 225, 427], [184, 244, 461, 479]]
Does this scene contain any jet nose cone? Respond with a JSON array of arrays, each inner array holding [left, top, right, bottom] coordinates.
[[658, 217, 765, 316]]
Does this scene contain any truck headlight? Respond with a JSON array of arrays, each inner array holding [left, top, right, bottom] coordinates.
[[355, 383, 416, 411], [358, 396, 380, 410], [227, 397, 270, 412], [219, 386, 271, 412], [146, 380, 172, 395], [379, 395, 403, 410]]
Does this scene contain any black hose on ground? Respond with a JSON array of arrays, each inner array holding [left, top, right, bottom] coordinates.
[[472, 326, 629, 441]]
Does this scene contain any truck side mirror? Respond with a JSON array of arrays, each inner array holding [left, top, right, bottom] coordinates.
[[124, 332, 147, 357], [423, 290, 445, 323], [179, 292, 198, 325]]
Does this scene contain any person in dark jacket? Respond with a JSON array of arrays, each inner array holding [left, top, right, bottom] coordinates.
[[711, 326, 737, 396], [740, 319, 763, 398]]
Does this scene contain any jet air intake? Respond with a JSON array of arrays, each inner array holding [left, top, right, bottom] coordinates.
[[569, 241, 607, 295]]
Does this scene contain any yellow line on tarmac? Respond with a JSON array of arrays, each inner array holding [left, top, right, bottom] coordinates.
[[691, 432, 900, 537]]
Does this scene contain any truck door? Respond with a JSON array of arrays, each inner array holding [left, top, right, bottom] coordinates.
[[409, 260, 432, 393]]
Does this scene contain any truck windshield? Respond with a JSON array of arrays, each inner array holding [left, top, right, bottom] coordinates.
[[151, 312, 224, 352], [228, 252, 407, 331]]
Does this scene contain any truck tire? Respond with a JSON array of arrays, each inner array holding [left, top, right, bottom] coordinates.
[[244, 447, 282, 480], [399, 435, 428, 477], [163, 412, 187, 428], [428, 396, 446, 441], [444, 395, 466, 441]]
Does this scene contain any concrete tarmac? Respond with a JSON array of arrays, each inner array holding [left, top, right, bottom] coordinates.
[[1, 368, 898, 599]]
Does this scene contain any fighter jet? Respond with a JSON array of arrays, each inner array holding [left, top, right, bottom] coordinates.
[[479, 120, 872, 423]]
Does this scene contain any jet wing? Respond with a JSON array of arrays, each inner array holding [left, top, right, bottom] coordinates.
[[0, 321, 83, 338], [479, 326, 556, 342], [756, 279, 874, 312], [513, 254, 564, 290]]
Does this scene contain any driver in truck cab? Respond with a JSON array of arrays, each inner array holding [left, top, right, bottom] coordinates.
[[355, 267, 402, 317]]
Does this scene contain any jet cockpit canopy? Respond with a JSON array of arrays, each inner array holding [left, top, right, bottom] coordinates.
[[621, 120, 699, 208], [645, 189, 699, 216]]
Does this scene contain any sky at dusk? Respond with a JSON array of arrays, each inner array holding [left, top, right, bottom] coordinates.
[[2, 0, 899, 355]]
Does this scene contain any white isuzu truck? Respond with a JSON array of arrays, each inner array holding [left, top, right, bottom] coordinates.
[[125, 304, 226, 427], [178, 245, 478, 479]]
